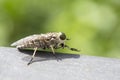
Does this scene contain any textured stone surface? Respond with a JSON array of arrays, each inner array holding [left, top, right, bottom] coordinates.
[[0, 47, 120, 80]]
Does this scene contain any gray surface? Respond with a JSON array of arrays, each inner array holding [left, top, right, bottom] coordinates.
[[0, 47, 120, 80]]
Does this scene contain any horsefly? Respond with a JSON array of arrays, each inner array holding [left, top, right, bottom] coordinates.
[[11, 32, 80, 65]]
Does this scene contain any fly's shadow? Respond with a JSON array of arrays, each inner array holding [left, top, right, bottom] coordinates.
[[18, 49, 80, 64]]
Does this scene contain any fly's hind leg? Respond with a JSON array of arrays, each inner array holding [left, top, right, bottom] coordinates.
[[27, 47, 38, 65], [64, 45, 80, 52]]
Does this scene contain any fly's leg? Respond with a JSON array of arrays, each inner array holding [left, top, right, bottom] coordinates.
[[64, 45, 80, 52], [50, 45, 56, 58], [27, 47, 38, 65], [50, 45, 61, 61], [50, 45, 55, 54]]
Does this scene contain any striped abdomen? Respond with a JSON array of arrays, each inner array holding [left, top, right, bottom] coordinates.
[[11, 34, 48, 49]]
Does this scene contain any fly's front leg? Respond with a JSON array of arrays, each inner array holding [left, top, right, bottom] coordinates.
[[50, 45, 61, 61], [50, 45, 57, 59], [64, 45, 80, 52]]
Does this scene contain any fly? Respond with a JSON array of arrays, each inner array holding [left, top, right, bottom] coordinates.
[[11, 32, 80, 65]]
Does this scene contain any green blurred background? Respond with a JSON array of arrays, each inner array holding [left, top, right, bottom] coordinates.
[[0, 0, 120, 58]]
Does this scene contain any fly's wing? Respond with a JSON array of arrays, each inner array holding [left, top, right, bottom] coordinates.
[[10, 35, 41, 47]]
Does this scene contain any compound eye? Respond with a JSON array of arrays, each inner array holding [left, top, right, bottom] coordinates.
[[60, 33, 66, 40]]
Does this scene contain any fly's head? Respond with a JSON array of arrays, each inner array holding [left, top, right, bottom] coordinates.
[[57, 32, 69, 47], [50, 32, 67, 43], [46, 32, 69, 48]]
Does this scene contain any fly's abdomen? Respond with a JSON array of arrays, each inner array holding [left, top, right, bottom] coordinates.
[[11, 35, 46, 49]]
